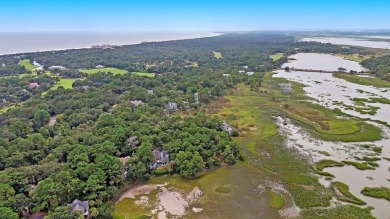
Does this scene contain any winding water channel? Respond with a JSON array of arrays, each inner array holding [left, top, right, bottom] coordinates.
[[275, 53, 390, 219]]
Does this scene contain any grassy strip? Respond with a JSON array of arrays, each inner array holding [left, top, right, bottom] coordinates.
[[18, 59, 37, 71], [332, 181, 366, 205], [315, 170, 334, 177], [270, 53, 283, 61], [316, 160, 345, 171], [362, 156, 381, 162], [352, 97, 390, 105], [335, 53, 371, 62], [0, 105, 16, 114], [301, 205, 374, 219], [342, 161, 375, 170], [132, 72, 156, 77], [361, 187, 390, 201], [80, 67, 128, 75], [334, 73, 390, 88], [42, 78, 77, 96], [269, 191, 285, 209], [285, 101, 361, 135], [311, 122, 382, 142], [212, 51, 223, 59]]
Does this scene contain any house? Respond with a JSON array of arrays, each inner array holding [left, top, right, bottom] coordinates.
[[81, 85, 90, 91], [1, 63, 5, 67], [238, 70, 245, 73], [182, 101, 190, 110], [127, 136, 140, 147], [150, 149, 170, 169], [147, 89, 154, 95], [194, 92, 199, 104], [95, 65, 104, 69], [28, 82, 39, 88], [165, 102, 178, 112], [2, 98, 7, 104], [247, 72, 254, 76], [223, 74, 230, 77], [221, 122, 233, 135], [48, 65, 66, 71], [70, 199, 89, 218], [130, 100, 144, 107]]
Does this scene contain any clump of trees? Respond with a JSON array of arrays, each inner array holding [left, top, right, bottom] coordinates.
[[362, 55, 390, 82]]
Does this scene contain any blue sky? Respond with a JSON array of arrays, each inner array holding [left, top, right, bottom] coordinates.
[[0, 0, 389, 32]]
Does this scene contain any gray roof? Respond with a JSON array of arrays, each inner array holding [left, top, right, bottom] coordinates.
[[166, 102, 177, 111], [70, 199, 89, 214]]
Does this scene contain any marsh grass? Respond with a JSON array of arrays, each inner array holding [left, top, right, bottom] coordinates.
[[334, 73, 390, 88], [342, 161, 375, 170], [316, 160, 345, 171], [361, 187, 390, 201], [332, 181, 366, 205]]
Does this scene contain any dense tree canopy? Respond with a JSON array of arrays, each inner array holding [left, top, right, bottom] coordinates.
[[0, 33, 354, 216]]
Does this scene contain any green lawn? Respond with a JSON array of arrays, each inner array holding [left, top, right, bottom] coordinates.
[[213, 51, 223, 59], [18, 59, 37, 71], [335, 53, 371, 62], [80, 67, 128, 75], [0, 105, 16, 114], [132, 72, 156, 77], [270, 53, 283, 61], [42, 78, 77, 95]]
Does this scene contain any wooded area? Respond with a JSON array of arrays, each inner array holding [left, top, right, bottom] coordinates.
[[0, 33, 367, 218]]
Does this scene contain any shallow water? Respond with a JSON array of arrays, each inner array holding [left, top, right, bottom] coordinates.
[[275, 53, 390, 218], [0, 32, 219, 55], [274, 70, 390, 124], [300, 37, 390, 49], [281, 53, 367, 72], [276, 116, 390, 219], [275, 53, 390, 125]]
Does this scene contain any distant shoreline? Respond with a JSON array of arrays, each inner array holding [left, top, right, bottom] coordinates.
[[0, 32, 222, 56]]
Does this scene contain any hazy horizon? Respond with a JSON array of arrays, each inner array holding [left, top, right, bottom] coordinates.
[[1, 0, 390, 33]]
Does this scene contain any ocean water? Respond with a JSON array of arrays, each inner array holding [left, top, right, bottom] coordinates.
[[0, 32, 218, 55]]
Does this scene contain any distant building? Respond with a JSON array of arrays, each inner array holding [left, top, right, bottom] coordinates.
[[238, 70, 245, 73], [28, 82, 39, 88], [182, 101, 190, 110], [194, 92, 199, 104], [81, 85, 90, 91], [221, 122, 233, 135], [91, 44, 117, 49], [95, 65, 104, 69], [150, 149, 169, 169], [223, 74, 230, 77], [147, 89, 154, 95], [165, 102, 178, 112], [48, 65, 66, 71], [130, 100, 144, 107], [69, 199, 89, 218], [1, 63, 6, 67], [247, 72, 254, 76], [2, 98, 7, 104]]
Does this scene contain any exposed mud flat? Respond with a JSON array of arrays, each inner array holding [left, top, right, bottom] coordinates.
[[116, 183, 203, 218]]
